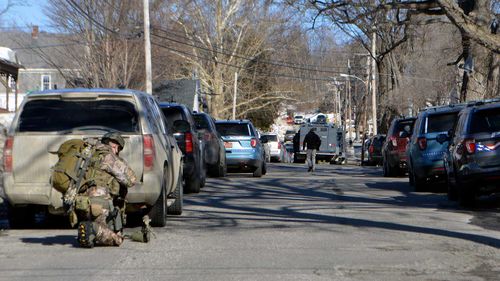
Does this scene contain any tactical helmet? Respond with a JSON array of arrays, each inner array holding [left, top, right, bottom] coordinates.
[[102, 132, 125, 150]]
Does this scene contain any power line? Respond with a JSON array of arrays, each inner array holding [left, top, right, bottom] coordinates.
[[151, 41, 336, 82], [151, 25, 366, 73]]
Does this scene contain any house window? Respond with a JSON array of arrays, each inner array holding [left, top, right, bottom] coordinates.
[[8, 76, 16, 89], [41, 75, 51, 90]]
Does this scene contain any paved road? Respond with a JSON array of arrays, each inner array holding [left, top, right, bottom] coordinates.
[[0, 163, 499, 281]]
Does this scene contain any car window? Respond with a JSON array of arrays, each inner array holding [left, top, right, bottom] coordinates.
[[470, 108, 500, 134], [194, 114, 210, 129], [394, 120, 414, 136], [17, 99, 139, 132], [216, 123, 252, 136], [285, 130, 295, 135], [161, 107, 184, 131], [264, 135, 278, 142], [426, 113, 458, 133]]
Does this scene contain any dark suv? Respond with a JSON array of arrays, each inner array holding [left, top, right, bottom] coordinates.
[[159, 103, 206, 193], [443, 100, 500, 206], [382, 117, 416, 176], [193, 112, 227, 177], [407, 104, 464, 191]]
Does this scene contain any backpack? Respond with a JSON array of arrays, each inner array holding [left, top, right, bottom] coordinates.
[[51, 139, 92, 193]]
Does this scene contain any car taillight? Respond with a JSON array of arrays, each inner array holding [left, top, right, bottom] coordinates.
[[250, 138, 257, 148], [3, 137, 13, 173], [464, 138, 476, 154], [369, 145, 374, 154], [278, 142, 281, 149], [417, 137, 427, 150], [390, 136, 397, 147], [143, 135, 155, 171], [185, 132, 193, 153]]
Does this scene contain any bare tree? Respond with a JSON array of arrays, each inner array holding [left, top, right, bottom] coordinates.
[[35, 0, 145, 89], [154, 0, 300, 120]]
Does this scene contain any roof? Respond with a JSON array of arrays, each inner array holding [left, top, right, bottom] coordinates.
[[0, 31, 79, 69], [215, 119, 252, 124], [466, 99, 500, 109], [26, 88, 148, 98], [421, 103, 465, 115], [0, 57, 23, 80], [153, 79, 199, 107]]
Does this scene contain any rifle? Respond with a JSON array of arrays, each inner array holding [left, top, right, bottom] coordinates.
[[63, 143, 95, 214]]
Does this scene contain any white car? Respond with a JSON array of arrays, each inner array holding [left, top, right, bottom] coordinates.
[[261, 133, 285, 162], [294, 115, 304, 124]]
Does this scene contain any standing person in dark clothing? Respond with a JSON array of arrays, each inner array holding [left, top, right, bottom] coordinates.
[[303, 128, 321, 172], [292, 130, 301, 163]]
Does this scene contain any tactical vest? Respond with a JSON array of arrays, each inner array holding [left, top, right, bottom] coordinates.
[[86, 148, 121, 196], [51, 139, 120, 196]]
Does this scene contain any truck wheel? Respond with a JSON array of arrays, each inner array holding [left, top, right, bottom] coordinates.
[[253, 162, 263, 177], [149, 168, 168, 227], [218, 161, 227, 177], [167, 169, 183, 216], [412, 169, 425, 192], [185, 174, 201, 193]]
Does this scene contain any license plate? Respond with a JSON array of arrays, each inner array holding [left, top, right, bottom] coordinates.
[[224, 142, 233, 148]]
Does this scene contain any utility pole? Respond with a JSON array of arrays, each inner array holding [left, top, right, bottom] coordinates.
[[371, 30, 378, 135], [232, 72, 238, 119], [347, 59, 352, 141], [143, 0, 152, 94]]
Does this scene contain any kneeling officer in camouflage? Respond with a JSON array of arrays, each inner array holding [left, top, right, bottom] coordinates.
[[75, 132, 137, 247]]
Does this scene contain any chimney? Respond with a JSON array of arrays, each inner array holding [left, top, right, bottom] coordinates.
[[31, 25, 39, 39]]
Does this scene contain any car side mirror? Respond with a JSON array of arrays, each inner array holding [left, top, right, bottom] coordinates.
[[436, 133, 450, 144], [399, 131, 409, 138], [173, 120, 190, 133]]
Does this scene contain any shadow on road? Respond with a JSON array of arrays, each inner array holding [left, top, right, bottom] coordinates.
[[179, 163, 500, 249], [21, 235, 78, 247]]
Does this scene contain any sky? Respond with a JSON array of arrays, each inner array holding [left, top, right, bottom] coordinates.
[[1, 0, 51, 29]]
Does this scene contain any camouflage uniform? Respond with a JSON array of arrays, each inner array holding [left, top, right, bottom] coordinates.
[[83, 142, 136, 246]]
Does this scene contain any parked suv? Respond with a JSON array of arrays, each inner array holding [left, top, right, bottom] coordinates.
[[193, 112, 227, 177], [407, 104, 464, 191], [443, 100, 500, 206], [159, 103, 206, 193], [382, 117, 416, 176], [362, 134, 386, 166], [3, 89, 183, 227], [215, 120, 267, 177]]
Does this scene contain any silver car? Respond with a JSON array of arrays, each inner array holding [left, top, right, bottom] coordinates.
[[2, 89, 183, 227]]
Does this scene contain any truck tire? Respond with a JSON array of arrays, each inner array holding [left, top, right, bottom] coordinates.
[[411, 169, 425, 192], [253, 162, 263, 177], [149, 168, 168, 227], [167, 169, 183, 216], [185, 174, 201, 193]]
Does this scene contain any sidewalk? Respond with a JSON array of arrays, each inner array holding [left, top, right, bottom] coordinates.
[[345, 145, 361, 165]]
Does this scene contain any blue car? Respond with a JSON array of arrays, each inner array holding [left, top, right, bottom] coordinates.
[[215, 120, 267, 177], [407, 104, 465, 191]]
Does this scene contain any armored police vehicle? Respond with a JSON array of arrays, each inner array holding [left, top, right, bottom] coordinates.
[[295, 122, 345, 164]]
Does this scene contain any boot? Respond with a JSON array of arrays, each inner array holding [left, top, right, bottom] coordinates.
[[77, 221, 96, 248]]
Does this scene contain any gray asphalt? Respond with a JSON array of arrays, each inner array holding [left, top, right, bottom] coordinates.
[[0, 163, 499, 281]]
